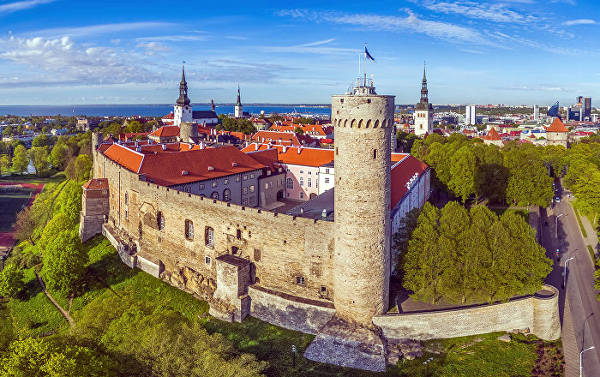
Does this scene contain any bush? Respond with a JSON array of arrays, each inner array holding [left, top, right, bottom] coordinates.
[[0, 264, 25, 298]]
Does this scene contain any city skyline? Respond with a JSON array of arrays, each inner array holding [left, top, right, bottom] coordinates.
[[0, 0, 598, 105]]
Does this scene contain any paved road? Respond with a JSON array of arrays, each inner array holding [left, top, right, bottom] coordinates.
[[542, 181, 600, 377]]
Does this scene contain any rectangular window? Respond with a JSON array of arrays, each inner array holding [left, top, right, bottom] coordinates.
[[236, 229, 242, 240], [199, 183, 205, 190], [300, 192, 304, 199], [243, 187, 248, 194], [250, 173, 255, 179], [185, 220, 194, 240], [325, 168, 330, 174], [300, 170, 304, 174], [242, 198, 248, 205], [308, 178, 311, 188], [243, 175, 248, 181], [325, 177, 329, 184], [205, 256, 211, 265], [265, 183, 269, 190], [254, 248, 261, 262], [212, 181, 217, 188], [224, 179, 229, 185], [299, 177, 304, 186], [316, 179, 319, 188], [236, 176, 240, 182], [308, 171, 311, 175], [205, 227, 214, 247], [249, 185, 255, 193], [296, 276, 305, 285]]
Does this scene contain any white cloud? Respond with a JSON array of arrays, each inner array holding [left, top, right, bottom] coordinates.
[[563, 19, 596, 26], [136, 41, 171, 55], [279, 9, 492, 46], [300, 38, 336, 47], [419, 1, 537, 24], [0, 0, 54, 14], [0, 36, 161, 86], [136, 34, 208, 42], [262, 38, 358, 55], [29, 22, 174, 38]]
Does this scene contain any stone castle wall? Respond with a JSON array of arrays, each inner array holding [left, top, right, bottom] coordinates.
[[92, 146, 336, 306], [372, 285, 560, 341]]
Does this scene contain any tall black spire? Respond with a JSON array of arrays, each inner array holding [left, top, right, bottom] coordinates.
[[236, 85, 242, 106], [420, 62, 428, 104], [176, 65, 191, 106], [210, 99, 215, 112]]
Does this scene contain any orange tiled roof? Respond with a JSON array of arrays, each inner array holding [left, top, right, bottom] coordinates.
[[546, 117, 568, 133], [242, 143, 333, 167], [150, 126, 180, 137], [104, 144, 145, 173], [162, 113, 174, 119], [252, 131, 301, 146], [103, 144, 265, 186], [83, 178, 108, 190], [483, 127, 502, 141]]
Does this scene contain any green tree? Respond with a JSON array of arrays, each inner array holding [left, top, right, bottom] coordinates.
[[38, 213, 74, 252], [0, 336, 115, 377], [448, 145, 476, 202], [13, 206, 40, 245], [41, 230, 88, 296], [49, 142, 71, 170], [32, 134, 53, 148], [0, 154, 11, 176], [30, 146, 50, 176], [11, 144, 29, 175], [74, 154, 92, 182], [0, 263, 24, 298], [54, 180, 83, 224], [2, 125, 13, 137]]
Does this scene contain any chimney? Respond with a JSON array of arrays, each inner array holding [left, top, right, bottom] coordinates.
[[208, 166, 214, 171], [232, 162, 238, 167], [297, 146, 302, 154], [255, 143, 259, 151], [161, 144, 166, 151], [181, 170, 188, 176], [283, 146, 287, 153]]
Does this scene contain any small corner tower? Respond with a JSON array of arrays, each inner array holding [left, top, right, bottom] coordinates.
[[210, 98, 216, 112], [332, 77, 394, 324], [234, 85, 243, 118], [174, 65, 193, 126], [414, 63, 434, 137]]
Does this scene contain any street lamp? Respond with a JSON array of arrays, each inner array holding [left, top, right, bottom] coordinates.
[[580, 346, 595, 377], [556, 213, 565, 239], [563, 256, 575, 289]]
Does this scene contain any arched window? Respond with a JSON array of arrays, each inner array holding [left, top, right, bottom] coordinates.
[[286, 178, 294, 189], [210, 191, 219, 200], [223, 188, 231, 202], [157, 211, 165, 231], [205, 226, 214, 247], [185, 219, 194, 240]]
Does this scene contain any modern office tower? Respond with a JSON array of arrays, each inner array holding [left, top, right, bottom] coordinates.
[[465, 105, 476, 125]]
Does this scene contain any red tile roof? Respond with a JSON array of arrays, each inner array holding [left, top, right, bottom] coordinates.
[[242, 144, 334, 167], [83, 178, 108, 190], [103, 144, 265, 186], [391, 155, 429, 210], [150, 126, 180, 137], [483, 128, 502, 141], [162, 113, 174, 119], [252, 131, 301, 146], [546, 118, 568, 133]]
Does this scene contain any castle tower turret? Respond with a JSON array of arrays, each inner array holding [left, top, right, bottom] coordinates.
[[414, 63, 434, 137], [332, 79, 394, 324]]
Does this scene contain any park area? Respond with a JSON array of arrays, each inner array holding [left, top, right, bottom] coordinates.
[[0, 181, 43, 255]]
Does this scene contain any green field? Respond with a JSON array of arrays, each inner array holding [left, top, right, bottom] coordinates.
[[0, 188, 34, 232]]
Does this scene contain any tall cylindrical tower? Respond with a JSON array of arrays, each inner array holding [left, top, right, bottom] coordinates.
[[332, 81, 394, 325]]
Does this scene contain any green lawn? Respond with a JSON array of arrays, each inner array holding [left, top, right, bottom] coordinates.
[[0, 172, 66, 185], [2, 235, 563, 376]]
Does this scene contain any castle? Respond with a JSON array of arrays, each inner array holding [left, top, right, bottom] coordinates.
[[80, 75, 560, 371]]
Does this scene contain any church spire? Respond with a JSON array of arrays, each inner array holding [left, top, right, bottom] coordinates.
[[176, 64, 191, 106], [420, 62, 428, 104], [236, 85, 242, 106]]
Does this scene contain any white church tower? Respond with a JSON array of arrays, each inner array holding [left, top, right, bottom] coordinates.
[[173, 65, 193, 126], [234, 85, 243, 118], [414, 64, 433, 137]]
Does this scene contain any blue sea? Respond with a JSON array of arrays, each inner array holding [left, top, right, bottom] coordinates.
[[0, 104, 331, 118]]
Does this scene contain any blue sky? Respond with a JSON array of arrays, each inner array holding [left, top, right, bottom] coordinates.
[[0, 0, 598, 105]]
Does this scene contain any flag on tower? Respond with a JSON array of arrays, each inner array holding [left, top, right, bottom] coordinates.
[[364, 46, 375, 61]]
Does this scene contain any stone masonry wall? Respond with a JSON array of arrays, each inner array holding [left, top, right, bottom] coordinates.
[[372, 285, 560, 341], [93, 147, 336, 305]]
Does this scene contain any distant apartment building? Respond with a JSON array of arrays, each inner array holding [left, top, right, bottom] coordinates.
[[465, 105, 477, 125]]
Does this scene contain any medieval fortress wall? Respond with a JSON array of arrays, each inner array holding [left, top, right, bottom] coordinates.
[[82, 85, 560, 371]]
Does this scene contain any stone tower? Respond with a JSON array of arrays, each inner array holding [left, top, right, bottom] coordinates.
[[174, 65, 193, 126], [305, 77, 394, 372], [331, 78, 394, 325], [234, 85, 243, 118], [414, 63, 433, 137]]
